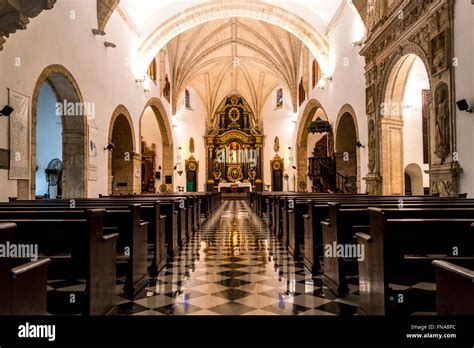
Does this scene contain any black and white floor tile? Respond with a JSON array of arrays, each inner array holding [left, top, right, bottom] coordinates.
[[47, 200, 437, 316]]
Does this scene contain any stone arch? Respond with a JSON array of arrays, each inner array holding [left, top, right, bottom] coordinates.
[[405, 163, 424, 195], [334, 104, 360, 192], [378, 45, 432, 195], [296, 99, 328, 191], [96, 0, 120, 32], [31, 64, 87, 199], [135, 1, 330, 77], [139, 98, 174, 190], [107, 105, 138, 195]]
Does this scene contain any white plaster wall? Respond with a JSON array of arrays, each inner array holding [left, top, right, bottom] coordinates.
[[172, 87, 207, 192], [294, 5, 368, 192], [454, 0, 474, 197], [402, 58, 430, 188], [0, 1, 170, 201], [261, 86, 296, 191], [140, 106, 163, 190]]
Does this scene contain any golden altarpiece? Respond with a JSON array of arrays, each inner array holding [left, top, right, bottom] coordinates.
[[205, 96, 263, 192]]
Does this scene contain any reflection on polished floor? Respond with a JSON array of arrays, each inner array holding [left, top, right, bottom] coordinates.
[[115, 200, 361, 315]]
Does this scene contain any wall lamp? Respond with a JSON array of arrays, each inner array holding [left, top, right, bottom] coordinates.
[[350, 40, 364, 47], [0, 105, 14, 116], [92, 28, 106, 36], [355, 141, 365, 148], [104, 143, 115, 151], [457, 99, 472, 113], [104, 42, 117, 48]]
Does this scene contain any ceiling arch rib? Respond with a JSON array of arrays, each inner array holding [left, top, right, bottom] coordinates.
[[168, 18, 303, 119], [134, 1, 330, 79]]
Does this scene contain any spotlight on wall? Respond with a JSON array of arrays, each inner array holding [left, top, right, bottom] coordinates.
[[104, 143, 115, 151], [135, 77, 146, 83], [456, 99, 472, 113], [104, 41, 117, 48], [350, 40, 364, 47], [292, 165, 297, 170], [0, 105, 14, 116], [355, 141, 365, 148], [91, 28, 106, 36], [322, 75, 333, 82]]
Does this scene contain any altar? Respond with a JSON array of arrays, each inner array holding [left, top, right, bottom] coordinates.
[[217, 182, 252, 193]]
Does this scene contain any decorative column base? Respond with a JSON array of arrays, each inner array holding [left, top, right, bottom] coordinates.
[[363, 173, 382, 195], [427, 162, 462, 197]]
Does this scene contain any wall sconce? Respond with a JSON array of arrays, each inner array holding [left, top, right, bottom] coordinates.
[[355, 141, 365, 148], [0, 105, 14, 116], [176, 147, 183, 176], [135, 76, 146, 83], [104, 42, 117, 48], [350, 40, 363, 47], [457, 99, 472, 113], [92, 28, 106, 36], [143, 87, 151, 93], [171, 116, 178, 128], [322, 75, 333, 82], [104, 143, 115, 151]]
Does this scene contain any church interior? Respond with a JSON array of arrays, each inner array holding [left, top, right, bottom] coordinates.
[[0, 0, 474, 325]]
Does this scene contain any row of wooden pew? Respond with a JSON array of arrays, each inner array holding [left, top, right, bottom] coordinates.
[[249, 191, 474, 315], [0, 192, 221, 315]]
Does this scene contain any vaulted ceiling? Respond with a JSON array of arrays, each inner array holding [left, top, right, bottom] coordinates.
[[166, 18, 303, 123]]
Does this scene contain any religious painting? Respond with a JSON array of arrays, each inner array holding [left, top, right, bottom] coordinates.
[[163, 74, 170, 102], [276, 88, 283, 108], [422, 89, 430, 164], [185, 89, 191, 109], [431, 30, 448, 76], [298, 77, 306, 106]]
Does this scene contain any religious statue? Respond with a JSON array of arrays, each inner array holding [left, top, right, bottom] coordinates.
[[189, 137, 195, 154], [435, 85, 450, 161], [163, 74, 170, 102], [368, 120, 376, 173], [274, 136, 280, 153], [298, 76, 306, 106]]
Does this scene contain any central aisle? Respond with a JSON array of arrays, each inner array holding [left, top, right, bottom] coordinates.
[[117, 200, 359, 315]]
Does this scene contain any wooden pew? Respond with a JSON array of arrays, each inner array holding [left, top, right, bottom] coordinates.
[[432, 259, 474, 315], [0, 210, 118, 315], [356, 208, 474, 315], [0, 222, 51, 315], [304, 196, 471, 274], [321, 201, 474, 296], [0, 203, 150, 298]]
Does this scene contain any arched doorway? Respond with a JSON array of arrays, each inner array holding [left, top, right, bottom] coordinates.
[[139, 98, 174, 192], [335, 105, 359, 192], [108, 106, 137, 195], [381, 54, 430, 195], [405, 163, 424, 196], [296, 99, 329, 192], [31, 65, 87, 199]]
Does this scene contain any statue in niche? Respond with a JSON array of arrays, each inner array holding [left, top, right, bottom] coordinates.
[[435, 85, 450, 162], [189, 137, 195, 154], [274, 136, 280, 153], [368, 121, 376, 173], [366, 0, 377, 32], [163, 74, 170, 102], [298, 77, 306, 106]]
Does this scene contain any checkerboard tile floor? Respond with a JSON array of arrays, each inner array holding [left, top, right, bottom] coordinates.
[[46, 200, 437, 315]]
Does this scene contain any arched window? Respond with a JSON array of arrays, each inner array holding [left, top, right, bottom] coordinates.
[[312, 59, 321, 89], [147, 58, 157, 82], [185, 89, 191, 109], [276, 88, 283, 108]]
